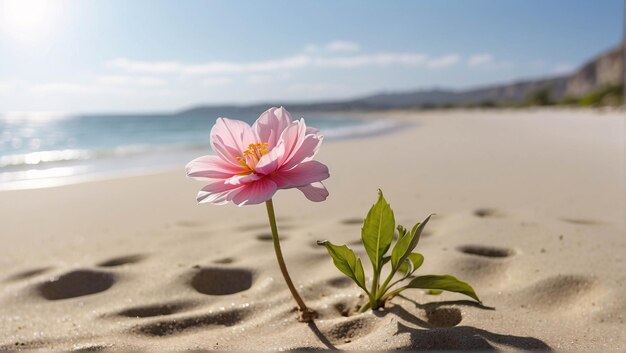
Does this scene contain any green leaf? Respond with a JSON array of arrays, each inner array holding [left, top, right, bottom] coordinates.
[[361, 190, 395, 271], [391, 215, 432, 269], [406, 275, 481, 302], [398, 252, 424, 275], [427, 289, 443, 295], [397, 225, 407, 239], [317, 240, 367, 291]]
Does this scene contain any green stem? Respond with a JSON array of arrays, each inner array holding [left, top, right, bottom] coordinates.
[[265, 199, 309, 312], [381, 286, 407, 302], [369, 267, 380, 309], [385, 277, 406, 293], [378, 267, 398, 301], [357, 301, 372, 313]]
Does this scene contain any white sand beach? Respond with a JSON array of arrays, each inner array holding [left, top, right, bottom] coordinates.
[[0, 109, 624, 350]]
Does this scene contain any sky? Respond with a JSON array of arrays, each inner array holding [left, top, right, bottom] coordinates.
[[0, 0, 623, 113]]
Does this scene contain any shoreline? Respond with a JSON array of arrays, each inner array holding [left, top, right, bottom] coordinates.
[[0, 116, 409, 192], [3, 106, 623, 192]]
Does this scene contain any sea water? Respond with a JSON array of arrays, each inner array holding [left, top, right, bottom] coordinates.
[[0, 110, 401, 190]]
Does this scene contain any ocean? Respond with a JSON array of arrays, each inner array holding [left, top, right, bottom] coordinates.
[[0, 110, 401, 190]]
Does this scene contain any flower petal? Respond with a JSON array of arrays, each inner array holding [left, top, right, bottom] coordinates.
[[230, 178, 278, 206], [276, 120, 306, 166], [225, 172, 261, 185], [254, 141, 285, 175], [274, 119, 324, 170], [271, 160, 330, 188], [297, 182, 329, 202], [197, 180, 243, 205], [186, 155, 246, 180], [253, 107, 293, 148], [210, 117, 256, 165], [281, 133, 323, 170]]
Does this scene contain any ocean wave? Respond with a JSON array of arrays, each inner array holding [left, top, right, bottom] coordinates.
[[0, 119, 404, 170], [0, 143, 208, 169]]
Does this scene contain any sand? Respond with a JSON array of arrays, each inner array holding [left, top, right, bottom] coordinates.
[[0, 108, 624, 351]]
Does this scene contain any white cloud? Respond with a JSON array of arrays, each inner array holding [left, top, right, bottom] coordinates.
[[108, 51, 461, 75], [201, 76, 234, 87], [467, 53, 494, 67], [107, 58, 181, 74], [315, 53, 428, 68], [426, 54, 461, 68], [466, 54, 513, 70], [95, 75, 166, 86], [246, 75, 273, 84], [303, 40, 360, 53], [325, 40, 360, 52], [108, 55, 311, 75], [553, 63, 575, 74], [187, 55, 311, 75]]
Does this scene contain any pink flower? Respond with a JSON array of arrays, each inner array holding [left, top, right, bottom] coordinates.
[[186, 107, 330, 206]]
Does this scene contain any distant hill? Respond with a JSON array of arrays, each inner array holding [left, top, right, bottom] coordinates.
[[178, 42, 624, 115], [349, 76, 569, 108], [565, 42, 624, 98]]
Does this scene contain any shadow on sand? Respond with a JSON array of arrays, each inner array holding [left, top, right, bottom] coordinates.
[[304, 296, 551, 351], [306, 321, 337, 350], [385, 296, 551, 350]]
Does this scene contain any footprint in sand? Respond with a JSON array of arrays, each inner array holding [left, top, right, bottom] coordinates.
[[4, 267, 51, 282], [37, 269, 115, 300], [514, 274, 596, 310], [132, 308, 250, 337], [255, 233, 287, 242], [190, 267, 253, 295], [97, 254, 146, 267], [326, 295, 363, 318], [327, 277, 354, 289], [457, 245, 513, 258], [176, 220, 206, 228], [115, 301, 195, 318], [561, 218, 603, 226], [473, 208, 504, 218], [333, 302, 353, 317], [322, 316, 376, 345], [341, 218, 363, 226], [451, 245, 514, 287]]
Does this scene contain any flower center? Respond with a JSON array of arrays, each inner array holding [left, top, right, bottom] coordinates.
[[236, 142, 269, 170]]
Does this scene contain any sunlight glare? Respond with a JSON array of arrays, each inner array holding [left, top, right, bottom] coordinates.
[[0, 0, 61, 42]]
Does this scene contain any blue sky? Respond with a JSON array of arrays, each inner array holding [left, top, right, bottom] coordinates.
[[0, 0, 623, 113]]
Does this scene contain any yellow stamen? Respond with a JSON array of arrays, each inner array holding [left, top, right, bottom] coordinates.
[[238, 142, 270, 170]]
